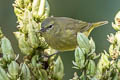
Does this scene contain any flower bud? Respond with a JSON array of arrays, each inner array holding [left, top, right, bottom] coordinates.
[[53, 56, 64, 80], [8, 61, 19, 79], [38, 69, 48, 80], [15, 0, 24, 8], [115, 31, 120, 46], [112, 11, 120, 31], [24, 0, 31, 7], [32, 0, 40, 18], [40, 0, 50, 20], [14, 7, 22, 14], [44, 0, 50, 18], [28, 22, 39, 48], [0, 58, 6, 67], [80, 72, 86, 80], [14, 7, 23, 22], [0, 28, 3, 39], [87, 60, 96, 76], [38, 0, 46, 18], [107, 33, 116, 44], [73, 47, 85, 69], [31, 55, 42, 68], [0, 66, 9, 80], [1, 37, 15, 62], [20, 63, 31, 80], [39, 37, 48, 49], [117, 59, 120, 71], [89, 38, 95, 53], [14, 32, 33, 55], [109, 45, 119, 59], [115, 11, 120, 25], [97, 53, 110, 73], [77, 32, 90, 53], [112, 22, 120, 31]]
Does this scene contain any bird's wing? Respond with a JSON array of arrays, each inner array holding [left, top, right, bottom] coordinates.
[[74, 20, 92, 32], [59, 17, 91, 33]]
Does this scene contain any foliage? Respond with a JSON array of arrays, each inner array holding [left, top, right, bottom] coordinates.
[[0, 0, 64, 80], [71, 11, 120, 80], [0, 0, 120, 80]]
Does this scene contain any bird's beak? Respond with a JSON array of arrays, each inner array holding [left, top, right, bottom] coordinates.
[[37, 28, 46, 35], [37, 28, 46, 36], [40, 28, 46, 32]]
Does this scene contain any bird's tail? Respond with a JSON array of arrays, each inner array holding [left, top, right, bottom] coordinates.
[[84, 21, 108, 36], [92, 21, 108, 28]]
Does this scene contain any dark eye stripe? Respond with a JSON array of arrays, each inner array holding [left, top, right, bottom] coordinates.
[[47, 25, 53, 28]]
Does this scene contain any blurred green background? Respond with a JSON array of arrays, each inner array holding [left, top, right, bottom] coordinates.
[[0, 0, 119, 80]]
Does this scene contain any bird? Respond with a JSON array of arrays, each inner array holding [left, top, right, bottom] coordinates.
[[40, 17, 108, 52]]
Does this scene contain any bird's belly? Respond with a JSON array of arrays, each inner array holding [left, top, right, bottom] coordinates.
[[46, 33, 77, 51]]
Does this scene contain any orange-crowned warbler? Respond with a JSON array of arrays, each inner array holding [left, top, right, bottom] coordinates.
[[40, 17, 108, 52]]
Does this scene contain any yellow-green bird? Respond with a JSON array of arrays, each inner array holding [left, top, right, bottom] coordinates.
[[40, 17, 108, 52]]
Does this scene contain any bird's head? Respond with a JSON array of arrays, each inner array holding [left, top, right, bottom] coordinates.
[[40, 17, 55, 34]]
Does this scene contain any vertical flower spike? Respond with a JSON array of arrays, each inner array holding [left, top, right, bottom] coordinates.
[[53, 56, 64, 80], [13, 0, 50, 55]]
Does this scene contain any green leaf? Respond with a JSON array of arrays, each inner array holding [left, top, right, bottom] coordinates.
[[87, 60, 96, 76], [74, 47, 85, 69], [20, 63, 31, 80], [38, 69, 48, 80], [89, 37, 95, 52], [14, 32, 33, 55], [77, 32, 90, 53], [0, 66, 9, 80], [117, 59, 120, 71], [1, 37, 15, 62], [53, 56, 64, 80], [8, 61, 19, 79]]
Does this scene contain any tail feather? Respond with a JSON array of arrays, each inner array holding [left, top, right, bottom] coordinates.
[[92, 21, 108, 28], [83, 21, 108, 36]]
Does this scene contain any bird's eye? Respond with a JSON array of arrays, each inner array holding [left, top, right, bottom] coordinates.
[[47, 24, 53, 28]]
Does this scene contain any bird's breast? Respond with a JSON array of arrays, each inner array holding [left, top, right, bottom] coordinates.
[[44, 29, 78, 51]]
